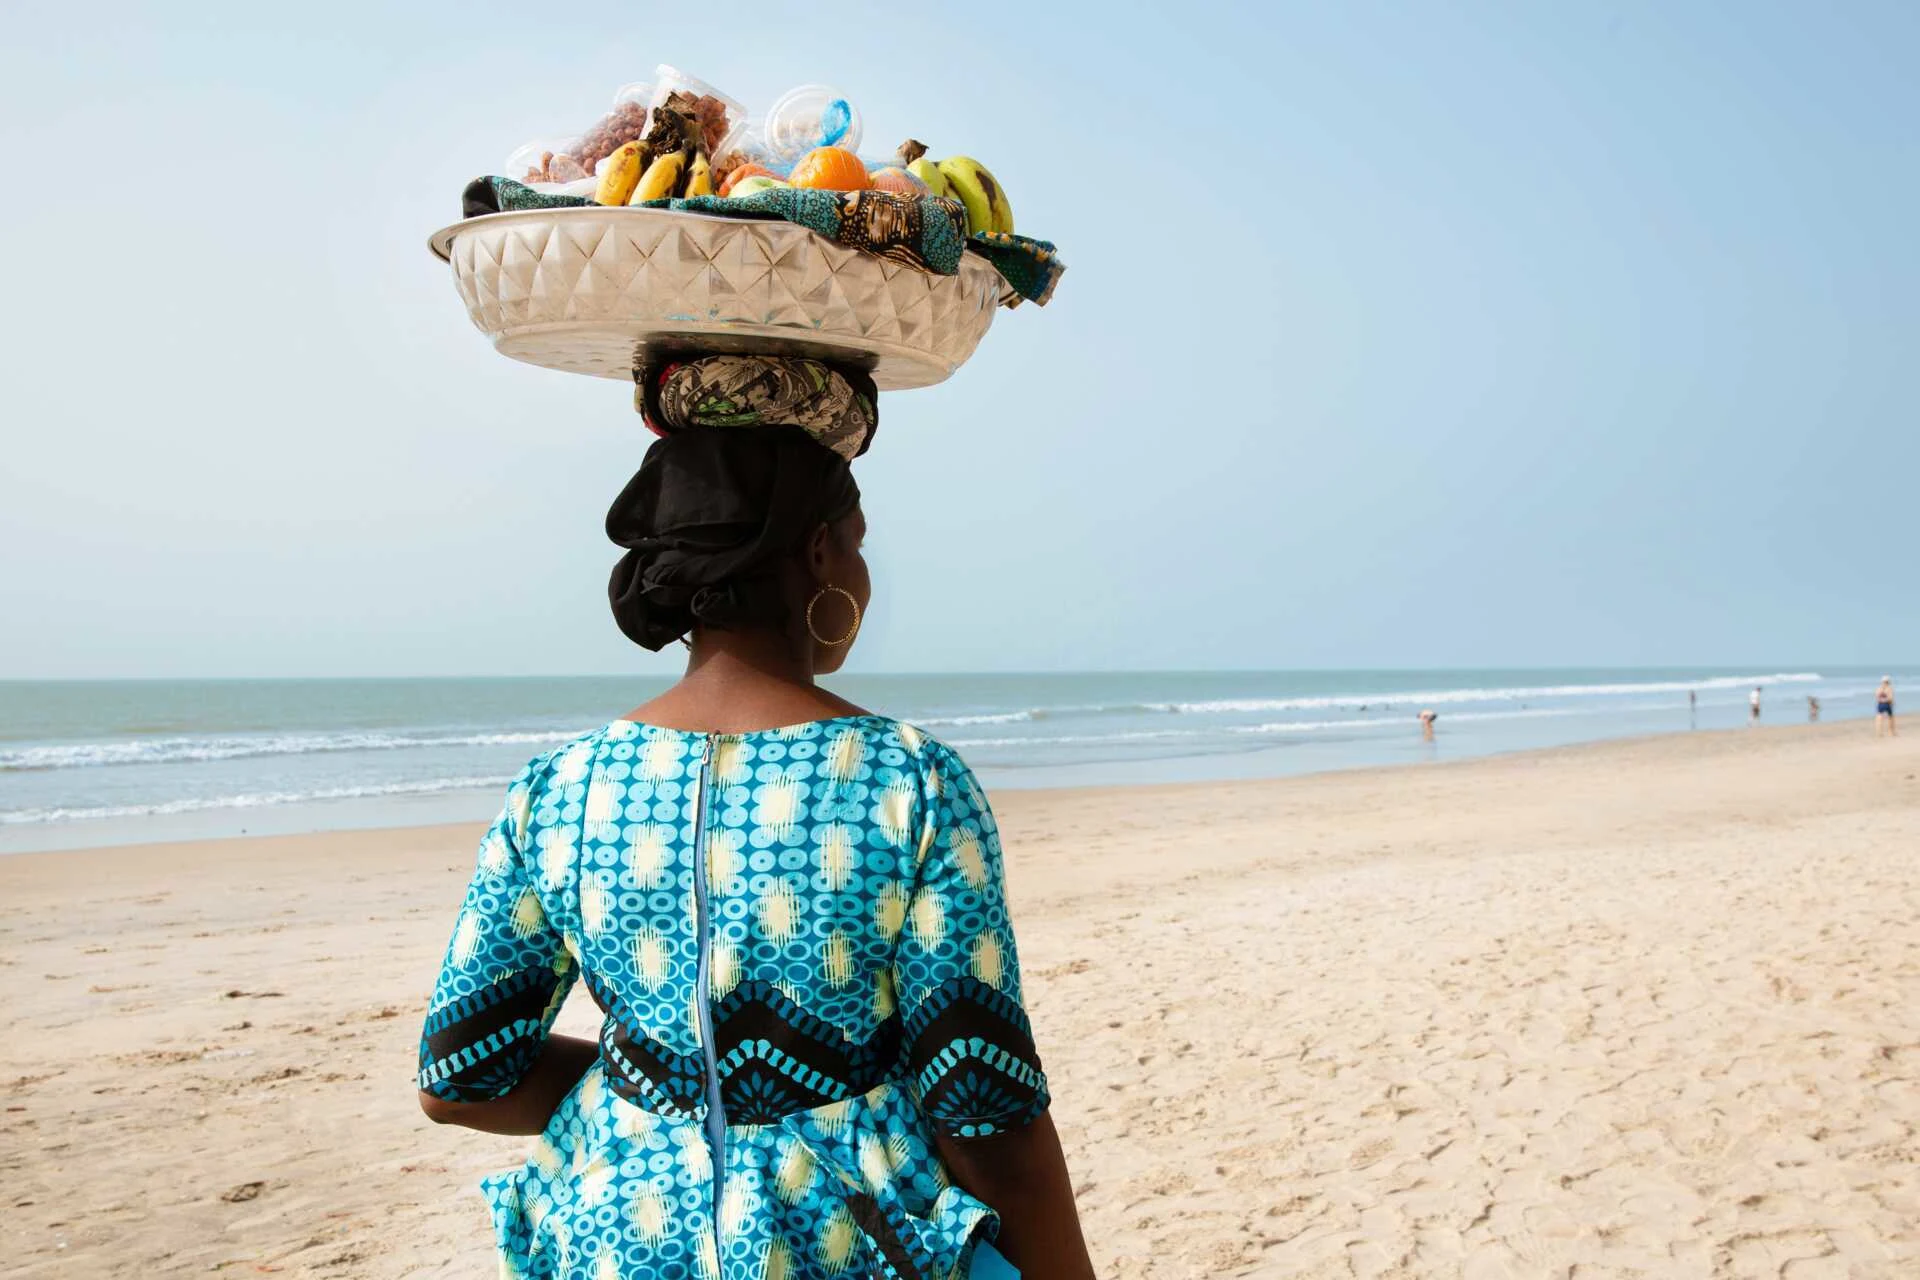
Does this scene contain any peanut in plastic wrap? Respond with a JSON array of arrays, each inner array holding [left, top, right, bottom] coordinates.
[[571, 98, 652, 176]]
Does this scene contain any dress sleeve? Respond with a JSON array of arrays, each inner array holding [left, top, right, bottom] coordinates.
[[416, 758, 578, 1102], [890, 743, 1050, 1138]]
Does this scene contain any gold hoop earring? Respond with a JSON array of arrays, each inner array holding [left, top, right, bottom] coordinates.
[[805, 585, 861, 647]]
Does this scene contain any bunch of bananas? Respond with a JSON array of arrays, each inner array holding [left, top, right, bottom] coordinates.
[[594, 141, 714, 205], [897, 140, 1014, 235], [592, 104, 715, 206]]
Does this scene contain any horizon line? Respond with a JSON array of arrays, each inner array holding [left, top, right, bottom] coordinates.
[[2, 664, 1908, 685]]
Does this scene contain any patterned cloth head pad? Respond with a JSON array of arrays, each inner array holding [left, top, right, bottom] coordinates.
[[636, 356, 879, 461]]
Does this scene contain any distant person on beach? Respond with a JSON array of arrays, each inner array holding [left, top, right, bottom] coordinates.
[[1750, 686, 1762, 724], [1808, 696, 1820, 722], [1419, 708, 1437, 741], [1878, 677, 1897, 736], [412, 371, 1093, 1280]]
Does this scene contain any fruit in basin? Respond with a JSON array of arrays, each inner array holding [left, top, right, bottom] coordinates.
[[593, 141, 645, 205], [718, 163, 777, 197], [726, 175, 789, 198], [896, 140, 949, 199], [787, 146, 870, 191], [631, 148, 688, 203], [684, 151, 714, 197], [868, 166, 929, 197], [935, 156, 1014, 235]]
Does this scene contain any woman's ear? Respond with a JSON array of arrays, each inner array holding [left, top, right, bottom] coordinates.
[[805, 522, 833, 582]]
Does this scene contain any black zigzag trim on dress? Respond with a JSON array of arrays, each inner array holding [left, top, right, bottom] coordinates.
[[589, 976, 910, 1123], [602, 1022, 706, 1116], [713, 980, 902, 1123], [900, 976, 1048, 1135], [899, 976, 1041, 1076], [418, 966, 560, 1100], [584, 970, 705, 1116]]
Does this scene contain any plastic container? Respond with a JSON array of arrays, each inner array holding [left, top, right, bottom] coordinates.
[[711, 125, 784, 190], [764, 84, 863, 164], [647, 65, 746, 157], [610, 80, 653, 110], [507, 136, 589, 185], [569, 82, 654, 176]]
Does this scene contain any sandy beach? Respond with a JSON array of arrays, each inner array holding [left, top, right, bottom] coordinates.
[[3, 722, 1916, 1279]]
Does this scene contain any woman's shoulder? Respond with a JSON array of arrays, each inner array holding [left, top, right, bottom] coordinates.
[[498, 724, 616, 810], [506, 714, 984, 797], [874, 722, 993, 815], [837, 714, 972, 765], [790, 714, 984, 796]]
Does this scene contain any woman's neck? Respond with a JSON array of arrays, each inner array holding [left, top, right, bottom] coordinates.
[[683, 629, 813, 691], [620, 629, 866, 732]]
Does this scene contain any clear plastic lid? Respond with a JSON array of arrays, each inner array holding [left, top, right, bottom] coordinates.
[[611, 81, 653, 110], [764, 84, 863, 164]]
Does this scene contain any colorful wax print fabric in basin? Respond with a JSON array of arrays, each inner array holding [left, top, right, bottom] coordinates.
[[459, 177, 1065, 306], [417, 716, 1048, 1280]]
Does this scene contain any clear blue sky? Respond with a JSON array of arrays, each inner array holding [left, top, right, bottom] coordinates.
[[1, 2, 1913, 678]]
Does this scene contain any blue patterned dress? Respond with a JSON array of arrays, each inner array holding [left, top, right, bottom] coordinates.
[[417, 716, 1049, 1280]]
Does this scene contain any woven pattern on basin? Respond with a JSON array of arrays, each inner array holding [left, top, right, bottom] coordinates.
[[432, 209, 1006, 390]]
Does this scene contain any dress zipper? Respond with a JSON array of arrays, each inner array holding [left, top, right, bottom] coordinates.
[[690, 733, 727, 1264]]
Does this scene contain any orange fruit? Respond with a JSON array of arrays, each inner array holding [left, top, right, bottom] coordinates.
[[788, 146, 870, 192], [718, 163, 777, 197]]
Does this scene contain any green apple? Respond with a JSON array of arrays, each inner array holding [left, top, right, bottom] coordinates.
[[727, 175, 790, 198]]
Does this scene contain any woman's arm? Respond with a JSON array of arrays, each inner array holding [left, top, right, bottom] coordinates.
[[938, 1111, 1096, 1279], [418, 1034, 599, 1136]]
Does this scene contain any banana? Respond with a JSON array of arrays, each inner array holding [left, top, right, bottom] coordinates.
[[593, 141, 645, 206], [934, 156, 1013, 235], [896, 139, 949, 198], [937, 159, 990, 235], [630, 148, 687, 204], [683, 150, 714, 198]]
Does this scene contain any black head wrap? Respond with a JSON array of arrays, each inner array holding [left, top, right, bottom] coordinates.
[[606, 426, 860, 650]]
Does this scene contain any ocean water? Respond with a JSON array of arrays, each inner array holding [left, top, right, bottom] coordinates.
[[0, 668, 1906, 853]]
